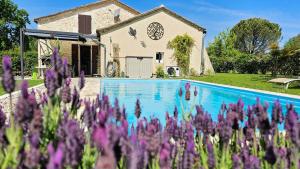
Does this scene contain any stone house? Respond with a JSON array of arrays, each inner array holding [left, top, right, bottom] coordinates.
[[34, 0, 214, 78]]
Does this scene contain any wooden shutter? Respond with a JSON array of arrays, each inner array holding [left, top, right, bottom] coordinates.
[[85, 15, 92, 34], [78, 15, 85, 34], [72, 44, 79, 76], [92, 46, 98, 74], [78, 15, 91, 34]]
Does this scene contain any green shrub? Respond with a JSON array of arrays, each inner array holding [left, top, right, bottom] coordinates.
[[0, 48, 38, 76], [156, 65, 165, 78], [235, 54, 260, 74], [210, 56, 235, 73]]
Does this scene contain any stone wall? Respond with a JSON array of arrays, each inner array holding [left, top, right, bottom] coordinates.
[[0, 84, 46, 113]]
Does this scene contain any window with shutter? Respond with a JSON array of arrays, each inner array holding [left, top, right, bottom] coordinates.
[[78, 15, 92, 34]]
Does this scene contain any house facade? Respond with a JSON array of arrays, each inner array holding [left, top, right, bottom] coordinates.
[[35, 0, 214, 78]]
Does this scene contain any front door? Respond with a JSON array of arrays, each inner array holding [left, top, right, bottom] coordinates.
[[80, 45, 91, 75]]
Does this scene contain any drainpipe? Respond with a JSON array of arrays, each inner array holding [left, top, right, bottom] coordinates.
[[201, 30, 207, 75]]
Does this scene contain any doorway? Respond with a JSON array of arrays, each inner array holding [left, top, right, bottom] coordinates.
[[80, 45, 91, 75]]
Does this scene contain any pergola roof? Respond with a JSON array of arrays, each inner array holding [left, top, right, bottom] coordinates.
[[19, 28, 103, 79], [23, 29, 98, 41]]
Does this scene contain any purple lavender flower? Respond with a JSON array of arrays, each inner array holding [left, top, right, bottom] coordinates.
[[60, 78, 71, 104], [216, 113, 232, 145], [179, 88, 183, 97], [232, 154, 242, 169], [246, 106, 257, 129], [244, 155, 260, 169], [174, 106, 178, 119], [159, 141, 171, 169], [0, 106, 6, 129], [236, 99, 245, 121], [113, 98, 122, 121], [272, 100, 283, 124], [178, 139, 195, 169], [243, 122, 255, 141], [253, 99, 271, 135], [15, 81, 37, 130], [71, 87, 81, 113], [0, 106, 6, 146], [78, 71, 85, 90], [275, 147, 290, 169], [220, 102, 227, 113], [29, 108, 43, 144], [135, 99, 141, 119], [143, 120, 162, 158], [95, 151, 117, 169], [45, 69, 58, 97], [264, 145, 276, 165], [51, 48, 64, 87], [93, 126, 109, 149], [81, 100, 96, 129], [24, 146, 41, 169], [194, 87, 198, 97], [284, 104, 299, 146], [51, 48, 62, 71], [1, 56, 15, 93], [194, 109, 215, 139], [185, 83, 191, 101], [61, 58, 69, 79], [206, 140, 215, 169], [57, 119, 85, 168], [47, 143, 64, 169]]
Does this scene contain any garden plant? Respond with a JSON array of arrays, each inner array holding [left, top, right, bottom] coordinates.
[[0, 50, 299, 169]]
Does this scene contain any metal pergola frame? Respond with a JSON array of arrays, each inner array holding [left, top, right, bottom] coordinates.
[[19, 28, 107, 79]]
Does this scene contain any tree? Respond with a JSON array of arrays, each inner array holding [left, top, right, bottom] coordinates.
[[284, 34, 300, 53], [269, 43, 280, 77], [0, 0, 29, 50], [207, 30, 241, 72], [231, 18, 281, 55], [279, 34, 300, 76], [167, 34, 195, 76]]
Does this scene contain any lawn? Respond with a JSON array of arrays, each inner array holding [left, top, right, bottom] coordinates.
[[190, 73, 300, 96], [0, 80, 44, 96]]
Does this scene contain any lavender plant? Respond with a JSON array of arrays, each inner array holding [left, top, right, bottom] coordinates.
[[0, 50, 299, 169]]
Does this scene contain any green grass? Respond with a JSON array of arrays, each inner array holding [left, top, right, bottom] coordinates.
[[190, 73, 300, 96], [0, 80, 43, 96]]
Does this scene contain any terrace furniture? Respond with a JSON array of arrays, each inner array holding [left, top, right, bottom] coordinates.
[[268, 78, 300, 89]]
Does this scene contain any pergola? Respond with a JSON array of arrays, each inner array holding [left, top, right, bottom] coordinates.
[[19, 28, 107, 79]]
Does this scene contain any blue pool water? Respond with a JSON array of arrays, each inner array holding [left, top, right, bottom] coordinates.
[[100, 79, 300, 126]]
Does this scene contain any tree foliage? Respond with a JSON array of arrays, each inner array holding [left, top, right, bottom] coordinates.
[[231, 18, 281, 55], [278, 35, 300, 76], [207, 30, 241, 72], [0, 0, 29, 50], [0, 48, 38, 75], [168, 34, 195, 76], [284, 34, 300, 53]]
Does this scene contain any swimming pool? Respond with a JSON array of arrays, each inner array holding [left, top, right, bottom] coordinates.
[[100, 79, 300, 126]]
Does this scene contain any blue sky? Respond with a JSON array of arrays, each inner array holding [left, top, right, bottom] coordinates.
[[13, 0, 300, 46]]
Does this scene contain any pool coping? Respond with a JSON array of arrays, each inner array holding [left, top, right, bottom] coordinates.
[[184, 79, 300, 100], [100, 78, 300, 100]]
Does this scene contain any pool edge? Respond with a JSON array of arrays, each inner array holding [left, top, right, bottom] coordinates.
[[184, 79, 300, 100]]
